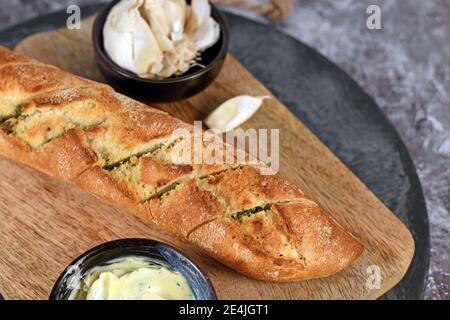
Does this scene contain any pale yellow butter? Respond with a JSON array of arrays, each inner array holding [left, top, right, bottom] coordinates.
[[69, 257, 193, 300]]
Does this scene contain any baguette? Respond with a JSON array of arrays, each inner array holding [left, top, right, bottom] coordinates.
[[0, 46, 363, 281]]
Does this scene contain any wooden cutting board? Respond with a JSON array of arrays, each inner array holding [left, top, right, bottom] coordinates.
[[0, 15, 414, 300]]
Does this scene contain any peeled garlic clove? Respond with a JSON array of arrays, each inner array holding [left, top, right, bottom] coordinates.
[[195, 17, 220, 51], [205, 96, 271, 133]]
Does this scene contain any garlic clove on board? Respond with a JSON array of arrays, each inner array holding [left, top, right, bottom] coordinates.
[[205, 96, 271, 133]]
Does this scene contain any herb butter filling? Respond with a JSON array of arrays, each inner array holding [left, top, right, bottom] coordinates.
[[69, 257, 193, 300]]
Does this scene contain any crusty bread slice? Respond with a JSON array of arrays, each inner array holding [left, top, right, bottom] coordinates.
[[0, 46, 363, 281]]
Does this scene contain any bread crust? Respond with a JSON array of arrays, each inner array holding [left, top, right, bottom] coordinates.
[[189, 202, 363, 281], [0, 46, 363, 281]]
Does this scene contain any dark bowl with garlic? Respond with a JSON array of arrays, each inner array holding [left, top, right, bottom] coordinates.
[[93, 0, 229, 102]]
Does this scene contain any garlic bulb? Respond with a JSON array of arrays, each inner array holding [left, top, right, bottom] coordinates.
[[205, 96, 271, 133], [103, 0, 221, 79]]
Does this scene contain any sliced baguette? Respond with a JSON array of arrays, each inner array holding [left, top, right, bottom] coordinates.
[[0, 46, 363, 281]]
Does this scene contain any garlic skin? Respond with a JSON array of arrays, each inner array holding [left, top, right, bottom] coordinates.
[[142, 0, 172, 40], [104, 0, 163, 76], [142, 0, 186, 43], [205, 96, 271, 133], [192, 0, 220, 51], [192, 0, 210, 25], [103, 0, 221, 79], [195, 16, 220, 51], [167, 0, 187, 41]]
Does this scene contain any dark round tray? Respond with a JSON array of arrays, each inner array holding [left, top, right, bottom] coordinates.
[[0, 3, 429, 300]]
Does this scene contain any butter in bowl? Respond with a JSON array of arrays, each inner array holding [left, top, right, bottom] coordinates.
[[49, 239, 216, 300]]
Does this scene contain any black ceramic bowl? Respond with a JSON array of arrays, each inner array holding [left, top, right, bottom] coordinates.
[[92, 0, 229, 102], [49, 238, 216, 300]]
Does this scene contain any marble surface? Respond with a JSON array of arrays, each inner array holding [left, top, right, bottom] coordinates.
[[0, 0, 448, 300]]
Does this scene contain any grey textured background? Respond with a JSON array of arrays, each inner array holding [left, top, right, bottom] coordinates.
[[0, 0, 448, 299]]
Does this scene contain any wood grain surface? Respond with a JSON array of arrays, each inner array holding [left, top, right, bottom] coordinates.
[[0, 15, 414, 300]]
